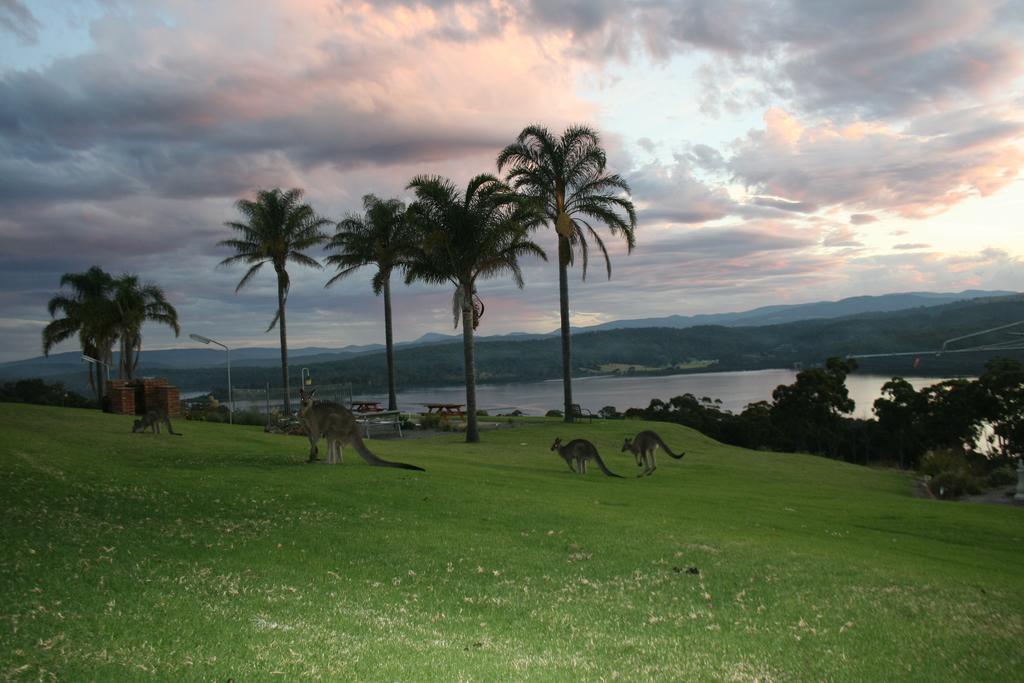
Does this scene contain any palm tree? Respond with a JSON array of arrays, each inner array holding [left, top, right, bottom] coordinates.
[[42, 266, 117, 402], [405, 174, 545, 443], [110, 274, 181, 380], [219, 188, 331, 413], [497, 124, 637, 422], [325, 194, 415, 411]]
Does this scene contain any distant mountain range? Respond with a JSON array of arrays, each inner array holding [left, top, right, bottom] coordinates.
[[574, 290, 1018, 331], [2, 289, 1016, 390]]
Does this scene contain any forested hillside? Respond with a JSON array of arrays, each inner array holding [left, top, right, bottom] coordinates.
[[11, 295, 1024, 394], [134, 295, 1024, 393]]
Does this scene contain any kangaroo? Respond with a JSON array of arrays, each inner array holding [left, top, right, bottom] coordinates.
[[132, 409, 182, 436], [621, 430, 685, 477], [551, 437, 623, 478], [298, 388, 424, 472]]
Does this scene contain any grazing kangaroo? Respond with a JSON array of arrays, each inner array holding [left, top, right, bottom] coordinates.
[[298, 389, 424, 472], [621, 430, 685, 477], [132, 409, 183, 436], [551, 437, 623, 478]]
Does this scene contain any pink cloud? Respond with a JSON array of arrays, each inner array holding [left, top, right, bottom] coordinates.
[[730, 106, 1024, 218]]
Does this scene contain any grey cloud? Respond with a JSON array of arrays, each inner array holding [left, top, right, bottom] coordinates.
[[687, 144, 726, 172], [727, 104, 1024, 217], [629, 156, 736, 225], [525, 0, 1024, 121], [892, 243, 931, 250], [850, 214, 878, 225], [636, 137, 657, 154], [823, 226, 863, 248], [524, 0, 626, 35], [638, 226, 817, 261], [0, 0, 40, 44]]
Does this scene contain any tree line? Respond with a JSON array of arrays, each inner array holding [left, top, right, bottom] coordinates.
[[620, 357, 1024, 468], [214, 124, 635, 443], [43, 124, 637, 442]]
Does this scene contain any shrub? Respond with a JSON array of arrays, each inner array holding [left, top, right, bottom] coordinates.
[[0, 378, 94, 408], [545, 410, 563, 418], [987, 465, 1018, 487], [232, 411, 268, 427], [928, 470, 983, 499], [419, 413, 442, 430], [919, 449, 969, 477]]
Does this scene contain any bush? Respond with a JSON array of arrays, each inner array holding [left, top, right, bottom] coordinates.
[[987, 465, 1018, 487], [0, 378, 94, 408], [919, 449, 969, 477], [232, 411, 268, 427], [545, 410, 563, 418], [928, 470, 983, 499], [419, 413, 442, 430]]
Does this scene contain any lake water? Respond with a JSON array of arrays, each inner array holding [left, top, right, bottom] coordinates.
[[379, 369, 953, 419]]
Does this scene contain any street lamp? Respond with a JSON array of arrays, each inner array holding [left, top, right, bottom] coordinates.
[[189, 333, 232, 424]]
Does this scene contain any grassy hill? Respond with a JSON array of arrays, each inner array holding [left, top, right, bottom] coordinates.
[[1, 404, 1021, 680]]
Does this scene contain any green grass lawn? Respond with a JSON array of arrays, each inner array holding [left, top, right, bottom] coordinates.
[[1, 404, 1021, 681]]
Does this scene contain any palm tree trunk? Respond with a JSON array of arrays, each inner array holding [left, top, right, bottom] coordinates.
[[558, 235, 574, 423], [87, 363, 97, 402], [277, 274, 291, 414], [130, 340, 141, 380], [99, 343, 112, 410], [461, 299, 479, 443], [383, 277, 398, 411], [119, 336, 131, 380]]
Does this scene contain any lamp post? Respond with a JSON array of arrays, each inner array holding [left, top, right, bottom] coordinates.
[[189, 333, 232, 424]]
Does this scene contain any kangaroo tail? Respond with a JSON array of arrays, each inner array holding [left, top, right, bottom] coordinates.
[[593, 453, 624, 478], [353, 433, 425, 472], [165, 419, 184, 436], [657, 435, 685, 459]]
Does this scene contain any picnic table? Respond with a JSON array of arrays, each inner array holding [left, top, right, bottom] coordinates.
[[423, 402, 465, 417], [352, 400, 384, 414]]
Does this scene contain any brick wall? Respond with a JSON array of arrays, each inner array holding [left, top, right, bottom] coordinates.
[[106, 378, 180, 416], [107, 379, 135, 415]]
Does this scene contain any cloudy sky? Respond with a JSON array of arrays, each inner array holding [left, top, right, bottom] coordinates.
[[2, 0, 1023, 363]]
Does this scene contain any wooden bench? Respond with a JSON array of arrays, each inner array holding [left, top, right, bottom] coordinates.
[[355, 410, 403, 438]]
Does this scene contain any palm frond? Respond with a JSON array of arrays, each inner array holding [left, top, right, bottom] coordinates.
[[235, 262, 267, 292]]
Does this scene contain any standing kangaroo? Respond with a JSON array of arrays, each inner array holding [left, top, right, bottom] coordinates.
[[298, 389, 424, 472], [621, 430, 685, 477], [551, 437, 623, 478], [132, 409, 182, 436]]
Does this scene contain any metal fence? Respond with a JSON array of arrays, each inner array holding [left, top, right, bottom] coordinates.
[[229, 382, 354, 420]]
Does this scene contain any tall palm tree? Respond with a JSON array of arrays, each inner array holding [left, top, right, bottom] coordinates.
[[325, 194, 415, 411], [405, 174, 545, 443], [497, 124, 637, 422], [42, 266, 117, 402], [110, 274, 181, 380], [219, 188, 331, 413]]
